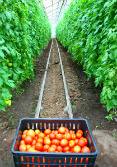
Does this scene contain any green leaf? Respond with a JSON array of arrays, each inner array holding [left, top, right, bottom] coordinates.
[[0, 104, 6, 111], [1, 46, 10, 54], [0, 38, 5, 45], [0, 78, 3, 86], [0, 49, 4, 58], [7, 80, 15, 88], [5, 11, 12, 20]]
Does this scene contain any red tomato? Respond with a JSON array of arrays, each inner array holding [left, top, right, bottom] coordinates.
[[32, 145, 36, 149], [75, 139, 79, 145], [73, 145, 81, 153], [35, 143, 43, 151], [51, 139, 60, 146], [48, 146, 56, 152], [22, 134, 26, 140], [31, 139, 37, 146], [44, 138, 51, 145], [80, 137, 88, 145], [23, 130, 28, 135], [56, 145, 63, 152], [71, 133, 76, 140], [65, 128, 70, 133], [37, 138, 44, 144], [58, 127, 66, 134], [81, 146, 90, 153], [25, 136, 33, 145], [76, 129, 83, 136], [54, 130, 58, 135], [60, 139, 69, 147], [56, 134, 63, 140], [69, 130, 74, 134], [27, 129, 35, 138], [63, 146, 70, 152], [64, 133, 71, 140], [51, 130, 55, 133], [49, 133, 56, 140], [27, 147, 36, 152], [35, 129, 40, 136], [78, 139, 86, 147], [44, 129, 51, 135], [34, 136, 38, 141], [76, 132, 82, 139], [51, 144, 57, 150], [26, 145, 31, 151], [38, 132, 45, 139], [43, 145, 50, 151], [69, 140, 75, 148], [19, 144, 26, 151], [20, 140, 25, 145]]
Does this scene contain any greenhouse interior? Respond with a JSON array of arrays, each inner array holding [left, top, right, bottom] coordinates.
[[0, 0, 117, 167]]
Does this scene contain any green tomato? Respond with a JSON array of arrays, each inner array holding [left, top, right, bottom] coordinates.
[[8, 63, 12, 67], [7, 59, 10, 63], [5, 100, 11, 106]]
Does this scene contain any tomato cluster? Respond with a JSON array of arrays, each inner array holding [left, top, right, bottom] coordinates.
[[19, 127, 90, 154]]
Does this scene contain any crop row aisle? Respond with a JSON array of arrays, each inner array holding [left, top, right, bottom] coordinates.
[[0, 0, 117, 167]]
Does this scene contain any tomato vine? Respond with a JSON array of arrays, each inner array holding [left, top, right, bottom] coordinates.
[[56, 0, 117, 120], [0, 0, 51, 111]]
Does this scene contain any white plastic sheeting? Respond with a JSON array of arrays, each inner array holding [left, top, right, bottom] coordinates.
[[42, 0, 72, 37]]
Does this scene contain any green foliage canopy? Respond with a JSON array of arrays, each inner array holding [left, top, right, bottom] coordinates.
[[56, 0, 117, 120], [0, 0, 51, 111]]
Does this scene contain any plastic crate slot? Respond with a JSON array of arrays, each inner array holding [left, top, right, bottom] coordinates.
[[73, 123, 76, 130], [37, 157, 40, 163], [26, 156, 29, 162], [65, 123, 67, 128], [69, 123, 71, 130], [29, 157, 32, 163], [52, 123, 54, 130], [61, 157, 65, 163], [76, 124, 79, 131], [42, 122, 44, 131], [35, 123, 38, 129], [66, 157, 69, 163], [48, 123, 51, 129], [44, 123, 46, 129], [32, 123, 34, 130], [39, 123, 42, 130], [23, 156, 27, 163], [71, 158, 76, 163], [27, 123, 30, 129], [76, 158, 81, 163], [56, 123, 59, 129]]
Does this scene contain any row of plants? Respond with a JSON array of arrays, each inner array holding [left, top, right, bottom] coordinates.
[[56, 0, 117, 120], [0, 0, 51, 111]]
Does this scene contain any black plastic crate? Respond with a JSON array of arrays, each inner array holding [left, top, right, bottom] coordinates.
[[11, 118, 98, 167]]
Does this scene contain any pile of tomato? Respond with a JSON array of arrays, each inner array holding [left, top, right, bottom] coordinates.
[[19, 126, 90, 154]]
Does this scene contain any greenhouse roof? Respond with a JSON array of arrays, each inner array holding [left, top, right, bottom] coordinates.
[[42, 0, 72, 37]]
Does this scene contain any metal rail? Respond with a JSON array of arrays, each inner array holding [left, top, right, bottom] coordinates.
[[55, 39, 73, 119], [35, 39, 73, 119], [35, 40, 53, 118]]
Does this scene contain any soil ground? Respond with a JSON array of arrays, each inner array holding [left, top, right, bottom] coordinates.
[[0, 39, 117, 167]]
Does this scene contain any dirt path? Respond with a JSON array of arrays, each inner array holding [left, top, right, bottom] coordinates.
[[0, 39, 117, 167], [40, 40, 68, 118]]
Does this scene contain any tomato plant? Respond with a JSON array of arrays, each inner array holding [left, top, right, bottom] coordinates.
[[0, 0, 51, 111], [56, 0, 117, 120]]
